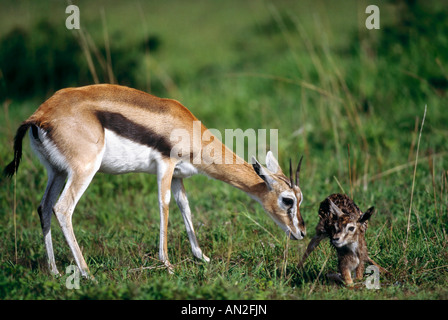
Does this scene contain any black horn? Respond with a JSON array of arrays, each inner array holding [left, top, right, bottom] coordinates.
[[289, 158, 294, 188], [295, 155, 303, 186]]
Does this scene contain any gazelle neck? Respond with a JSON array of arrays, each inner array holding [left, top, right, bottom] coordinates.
[[195, 143, 268, 200]]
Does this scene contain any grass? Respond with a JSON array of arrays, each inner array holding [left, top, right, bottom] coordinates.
[[1, 0, 448, 300]]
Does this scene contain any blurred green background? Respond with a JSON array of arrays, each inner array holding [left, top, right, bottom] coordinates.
[[0, 0, 447, 300]]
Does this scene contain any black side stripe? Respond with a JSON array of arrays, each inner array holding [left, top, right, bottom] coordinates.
[[95, 111, 172, 157]]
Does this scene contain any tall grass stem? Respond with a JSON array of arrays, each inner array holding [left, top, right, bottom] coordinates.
[[405, 105, 427, 254], [13, 152, 18, 264]]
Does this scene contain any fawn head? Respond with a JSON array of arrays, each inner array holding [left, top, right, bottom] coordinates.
[[252, 151, 306, 240], [327, 200, 374, 248]]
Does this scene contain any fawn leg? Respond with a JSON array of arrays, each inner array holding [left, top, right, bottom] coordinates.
[[298, 233, 326, 267], [341, 267, 353, 286], [367, 256, 389, 274], [355, 262, 365, 280]]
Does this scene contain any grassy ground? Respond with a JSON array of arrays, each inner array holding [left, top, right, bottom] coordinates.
[[1, 0, 447, 300]]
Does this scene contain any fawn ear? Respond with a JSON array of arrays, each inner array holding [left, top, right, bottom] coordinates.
[[329, 200, 344, 218], [359, 206, 375, 224]]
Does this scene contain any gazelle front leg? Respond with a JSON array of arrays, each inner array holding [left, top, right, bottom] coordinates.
[[157, 159, 175, 271], [171, 178, 210, 262]]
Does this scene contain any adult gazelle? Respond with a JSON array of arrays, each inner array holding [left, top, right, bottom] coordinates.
[[4, 84, 306, 278]]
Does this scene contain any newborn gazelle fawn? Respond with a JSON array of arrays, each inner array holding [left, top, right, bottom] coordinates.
[[299, 193, 386, 286]]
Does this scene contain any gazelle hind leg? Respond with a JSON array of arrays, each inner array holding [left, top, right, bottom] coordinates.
[[172, 178, 210, 262], [53, 167, 98, 279], [38, 170, 67, 276]]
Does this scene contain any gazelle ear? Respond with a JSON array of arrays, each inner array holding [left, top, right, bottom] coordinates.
[[265, 151, 282, 175], [252, 156, 276, 190], [359, 206, 375, 224], [329, 200, 344, 218]]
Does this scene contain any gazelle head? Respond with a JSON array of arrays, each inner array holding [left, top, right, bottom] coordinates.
[[251, 151, 306, 240], [327, 200, 374, 248]]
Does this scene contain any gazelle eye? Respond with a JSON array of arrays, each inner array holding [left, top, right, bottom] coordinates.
[[282, 197, 294, 207], [348, 226, 355, 232]]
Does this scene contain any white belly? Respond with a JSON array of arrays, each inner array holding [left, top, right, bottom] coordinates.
[[99, 129, 159, 174], [99, 129, 199, 178]]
